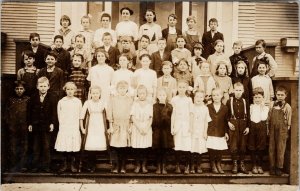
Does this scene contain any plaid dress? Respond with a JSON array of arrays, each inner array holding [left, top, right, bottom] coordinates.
[[69, 67, 88, 101]]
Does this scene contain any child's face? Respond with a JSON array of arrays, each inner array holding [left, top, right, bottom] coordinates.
[[24, 54, 35, 67], [96, 52, 106, 64], [37, 82, 49, 94], [140, 56, 151, 69], [176, 38, 185, 48], [15, 85, 25, 97], [103, 35, 112, 46], [194, 92, 204, 105], [101, 16, 110, 28], [212, 89, 222, 103], [119, 56, 129, 69], [178, 61, 188, 72], [255, 43, 265, 54], [61, 19, 70, 28], [201, 63, 210, 74], [217, 64, 227, 76], [121, 10, 131, 21], [162, 65, 172, 75], [177, 82, 188, 95], [187, 19, 195, 29], [121, 41, 130, 49], [157, 40, 166, 51], [65, 85, 76, 97], [233, 45, 242, 55], [140, 37, 149, 49], [137, 89, 147, 101], [75, 37, 85, 49], [276, 90, 287, 102], [81, 18, 90, 30], [233, 85, 244, 99], [45, 55, 56, 68], [209, 21, 218, 31], [72, 56, 82, 68], [253, 94, 264, 105], [145, 11, 155, 23], [236, 63, 246, 75], [54, 38, 63, 49], [168, 16, 177, 27], [117, 85, 128, 96], [157, 90, 167, 103], [194, 48, 202, 56], [257, 64, 267, 75], [30, 37, 40, 47], [90, 89, 101, 101], [215, 42, 224, 53]]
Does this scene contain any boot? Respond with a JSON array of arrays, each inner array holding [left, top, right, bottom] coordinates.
[[216, 160, 224, 174], [58, 158, 67, 173], [232, 160, 238, 174], [190, 163, 195, 174], [175, 163, 181, 174], [142, 159, 148, 174], [240, 160, 249, 174], [155, 162, 161, 174], [70, 157, 78, 173], [134, 161, 141, 173], [184, 164, 190, 174], [162, 162, 167, 174], [211, 161, 218, 174], [196, 164, 203, 174], [120, 159, 126, 174]]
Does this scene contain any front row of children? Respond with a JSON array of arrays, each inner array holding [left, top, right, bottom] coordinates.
[[7, 75, 291, 176]]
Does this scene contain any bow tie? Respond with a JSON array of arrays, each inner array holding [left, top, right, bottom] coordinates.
[[274, 101, 284, 107]]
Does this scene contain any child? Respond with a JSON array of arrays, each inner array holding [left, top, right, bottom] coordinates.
[[99, 32, 120, 70], [52, 15, 75, 51], [157, 61, 177, 103], [28, 77, 56, 172], [250, 39, 277, 78], [17, 50, 40, 96], [171, 35, 192, 70], [268, 86, 292, 176], [206, 88, 229, 174], [68, 54, 88, 102], [38, 51, 64, 99], [25, 33, 47, 69], [119, 36, 136, 71], [193, 62, 216, 104], [130, 85, 153, 173], [5, 81, 30, 172], [152, 88, 174, 174], [132, 54, 157, 103], [134, 35, 151, 69], [150, 38, 172, 78], [55, 82, 82, 173], [184, 15, 201, 52], [248, 87, 269, 174], [111, 54, 134, 96], [78, 15, 94, 54], [207, 39, 231, 75], [87, 48, 114, 106], [173, 58, 193, 88], [191, 42, 206, 79], [94, 13, 117, 48], [213, 61, 234, 105], [80, 86, 108, 172], [229, 41, 250, 78], [162, 14, 183, 52], [171, 80, 193, 174], [107, 81, 133, 174], [70, 34, 92, 70], [251, 61, 274, 106], [201, 18, 224, 59], [226, 82, 250, 174], [190, 90, 211, 174]]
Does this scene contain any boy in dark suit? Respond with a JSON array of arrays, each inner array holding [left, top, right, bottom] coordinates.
[[162, 14, 182, 52], [24, 33, 47, 69], [201, 18, 224, 59], [99, 32, 120, 70], [28, 77, 57, 172]]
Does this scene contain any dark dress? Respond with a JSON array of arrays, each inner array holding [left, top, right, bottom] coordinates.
[[152, 103, 174, 149], [68, 67, 88, 102], [229, 53, 250, 78]]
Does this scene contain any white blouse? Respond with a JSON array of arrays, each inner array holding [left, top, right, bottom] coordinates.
[[115, 21, 139, 41], [250, 104, 269, 123]]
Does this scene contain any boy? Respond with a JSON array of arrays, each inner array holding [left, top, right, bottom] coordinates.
[[94, 13, 117, 48], [25, 33, 47, 69], [52, 15, 75, 51], [38, 51, 64, 99], [248, 87, 269, 174], [162, 14, 182, 52], [150, 38, 172, 78], [120, 36, 136, 71], [5, 81, 30, 172], [70, 34, 92, 69], [78, 15, 94, 54], [226, 82, 249, 174], [229, 41, 250, 78], [201, 18, 224, 59], [157, 61, 177, 102], [134, 35, 151, 69], [268, 86, 292, 176], [99, 32, 120, 70], [28, 77, 57, 172], [17, 50, 39, 96]]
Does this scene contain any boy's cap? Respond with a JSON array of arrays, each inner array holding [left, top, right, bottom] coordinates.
[[194, 42, 204, 50]]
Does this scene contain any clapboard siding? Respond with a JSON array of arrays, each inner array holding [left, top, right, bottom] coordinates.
[[238, 2, 256, 47], [1, 2, 55, 74]]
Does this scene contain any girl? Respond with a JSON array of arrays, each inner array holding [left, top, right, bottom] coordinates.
[[111, 54, 134, 96], [194, 62, 216, 105], [134, 35, 151, 69], [171, 80, 193, 174], [206, 88, 229, 174], [207, 40, 231, 75], [139, 9, 162, 54], [68, 54, 88, 102], [80, 86, 108, 172], [152, 88, 174, 174], [171, 35, 192, 70], [130, 85, 153, 173], [107, 81, 133, 174], [162, 14, 183, 52], [214, 61, 233, 105], [191, 42, 206, 79], [173, 58, 193, 87], [55, 82, 82, 173], [190, 90, 211, 174], [184, 15, 201, 52], [87, 48, 114, 106]]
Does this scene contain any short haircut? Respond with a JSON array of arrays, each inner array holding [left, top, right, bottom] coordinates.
[[168, 13, 177, 20], [194, 89, 205, 97], [215, 61, 229, 75], [101, 13, 111, 21], [139, 53, 151, 61], [186, 15, 196, 23], [29, 33, 40, 41], [63, 81, 77, 91], [75, 34, 86, 43], [211, 87, 223, 96], [73, 53, 84, 62], [116, 80, 129, 89], [233, 40, 243, 47], [157, 37, 166, 43], [102, 32, 112, 40], [81, 15, 91, 23], [176, 35, 186, 43], [54, 35, 64, 43], [233, 82, 244, 89], [255, 39, 266, 48], [275, 86, 288, 95], [214, 39, 224, 47], [45, 51, 58, 60], [144, 9, 157, 22], [60, 15, 71, 26], [256, 60, 268, 69], [162, 61, 173, 68], [22, 50, 35, 60], [253, 87, 264, 97], [119, 53, 132, 61], [209, 18, 218, 25], [140, 35, 150, 42], [14, 80, 26, 88], [37, 76, 50, 86]]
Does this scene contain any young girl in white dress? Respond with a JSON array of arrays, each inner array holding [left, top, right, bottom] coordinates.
[[171, 80, 193, 174], [80, 86, 108, 172], [190, 90, 211, 174], [130, 85, 153, 173], [55, 82, 82, 173]]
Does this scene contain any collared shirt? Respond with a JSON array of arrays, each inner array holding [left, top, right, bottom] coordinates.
[[168, 26, 176, 34], [250, 103, 269, 123], [40, 93, 47, 102], [47, 66, 55, 72], [31, 46, 38, 53], [251, 74, 274, 104]]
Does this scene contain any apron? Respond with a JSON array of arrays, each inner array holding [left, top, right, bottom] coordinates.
[[185, 33, 200, 51]]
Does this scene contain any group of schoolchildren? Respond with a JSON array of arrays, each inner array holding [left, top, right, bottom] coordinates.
[[5, 8, 292, 177]]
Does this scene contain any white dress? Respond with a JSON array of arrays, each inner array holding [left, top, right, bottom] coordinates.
[[133, 68, 157, 101], [171, 96, 193, 152], [130, 101, 153, 148], [191, 105, 211, 154], [111, 69, 134, 96], [80, 99, 107, 151], [55, 97, 82, 152]]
